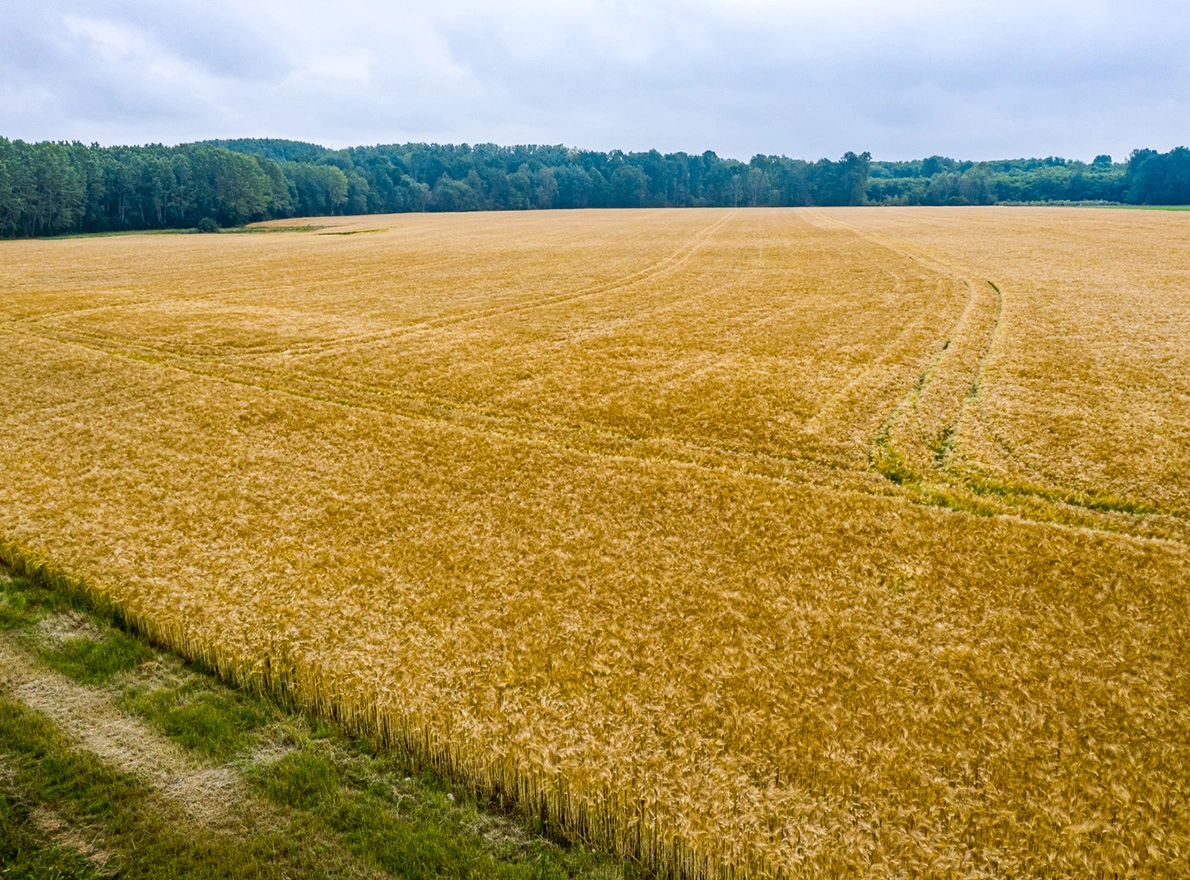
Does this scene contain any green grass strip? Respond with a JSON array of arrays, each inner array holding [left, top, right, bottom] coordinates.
[[0, 696, 361, 879]]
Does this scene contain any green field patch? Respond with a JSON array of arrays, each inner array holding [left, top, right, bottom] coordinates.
[[1101, 204, 1190, 211], [250, 742, 627, 880], [235, 224, 329, 234], [0, 789, 107, 880], [0, 604, 32, 630], [0, 696, 375, 879], [0, 574, 74, 627], [327, 791, 578, 880], [39, 630, 150, 685], [123, 684, 273, 761], [256, 751, 341, 810], [0, 591, 36, 630]]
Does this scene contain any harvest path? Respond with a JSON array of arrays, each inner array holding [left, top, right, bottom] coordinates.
[[1, 208, 1188, 879]]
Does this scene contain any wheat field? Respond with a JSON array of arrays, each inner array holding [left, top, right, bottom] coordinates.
[[1, 208, 1187, 878]]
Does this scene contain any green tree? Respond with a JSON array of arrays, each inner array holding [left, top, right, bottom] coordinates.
[[428, 175, 480, 212], [610, 165, 648, 207], [958, 166, 994, 205], [533, 167, 558, 209], [506, 166, 532, 210]]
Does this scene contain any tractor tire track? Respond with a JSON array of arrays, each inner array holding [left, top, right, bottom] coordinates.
[[3, 319, 1187, 546]]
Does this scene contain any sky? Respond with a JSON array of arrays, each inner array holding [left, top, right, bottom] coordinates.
[[1, 0, 1187, 162]]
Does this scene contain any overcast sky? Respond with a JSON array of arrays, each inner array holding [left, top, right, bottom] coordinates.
[[1, 0, 1187, 161]]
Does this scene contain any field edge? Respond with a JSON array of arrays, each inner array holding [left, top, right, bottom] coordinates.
[[0, 534, 710, 879]]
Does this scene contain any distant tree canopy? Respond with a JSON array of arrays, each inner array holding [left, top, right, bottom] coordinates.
[[0, 141, 291, 237], [1126, 147, 1190, 205], [866, 154, 1135, 205], [0, 137, 1187, 238]]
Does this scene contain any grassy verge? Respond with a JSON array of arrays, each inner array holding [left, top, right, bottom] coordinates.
[[1100, 204, 1190, 211], [29, 224, 328, 241], [0, 695, 368, 879], [0, 564, 643, 879]]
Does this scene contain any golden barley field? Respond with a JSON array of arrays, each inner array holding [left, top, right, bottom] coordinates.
[[1, 207, 1187, 878]]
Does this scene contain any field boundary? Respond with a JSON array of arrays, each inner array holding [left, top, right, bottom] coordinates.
[[0, 638, 244, 824], [0, 557, 640, 879], [0, 535, 726, 879]]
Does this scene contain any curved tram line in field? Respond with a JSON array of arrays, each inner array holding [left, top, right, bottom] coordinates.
[[5, 207, 1185, 544], [10, 212, 739, 363], [802, 210, 1189, 537], [2, 286, 1186, 547]]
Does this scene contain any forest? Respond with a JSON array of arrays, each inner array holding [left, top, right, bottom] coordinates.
[[0, 136, 1187, 238]]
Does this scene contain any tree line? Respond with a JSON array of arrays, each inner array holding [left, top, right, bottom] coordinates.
[[867, 150, 1189, 205], [1, 136, 1187, 238]]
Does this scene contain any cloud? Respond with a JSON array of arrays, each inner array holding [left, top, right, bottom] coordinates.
[[0, 0, 1187, 160]]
